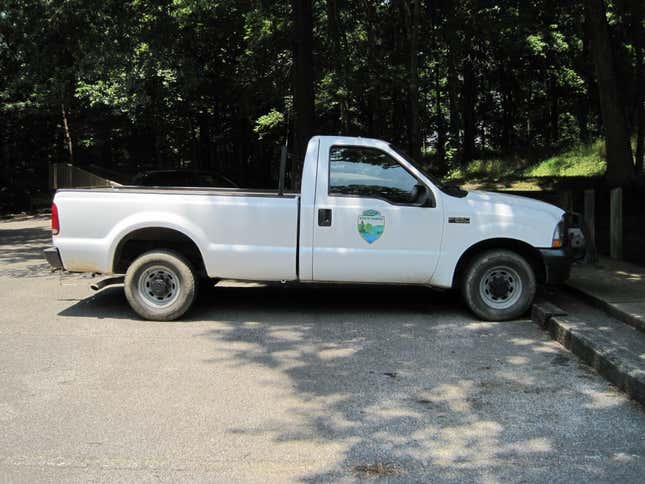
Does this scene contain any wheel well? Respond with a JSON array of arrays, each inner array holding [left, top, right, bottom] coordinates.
[[113, 227, 206, 276], [452, 238, 546, 288]]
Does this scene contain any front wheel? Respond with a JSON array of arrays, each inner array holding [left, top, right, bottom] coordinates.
[[461, 250, 536, 321], [124, 250, 197, 321]]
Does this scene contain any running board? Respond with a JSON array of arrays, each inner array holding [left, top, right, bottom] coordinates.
[[90, 276, 125, 291]]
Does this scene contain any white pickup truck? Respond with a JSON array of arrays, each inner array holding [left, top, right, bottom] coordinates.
[[44, 136, 581, 321]]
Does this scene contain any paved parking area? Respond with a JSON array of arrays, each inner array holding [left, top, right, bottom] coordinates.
[[1, 216, 644, 483]]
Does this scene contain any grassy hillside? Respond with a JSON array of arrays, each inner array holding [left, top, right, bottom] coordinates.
[[447, 139, 607, 183], [522, 140, 606, 177]]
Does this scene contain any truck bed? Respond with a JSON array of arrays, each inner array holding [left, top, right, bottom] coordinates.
[[54, 187, 300, 280]]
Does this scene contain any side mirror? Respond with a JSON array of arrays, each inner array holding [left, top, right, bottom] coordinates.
[[411, 183, 435, 207]]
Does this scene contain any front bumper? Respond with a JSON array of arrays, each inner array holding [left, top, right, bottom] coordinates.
[[539, 211, 589, 284], [43, 247, 64, 270], [539, 248, 573, 284]]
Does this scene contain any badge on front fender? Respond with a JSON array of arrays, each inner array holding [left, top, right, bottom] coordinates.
[[357, 210, 385, 244]]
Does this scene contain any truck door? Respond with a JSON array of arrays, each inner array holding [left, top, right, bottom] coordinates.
[[312, 138, 444, 284]]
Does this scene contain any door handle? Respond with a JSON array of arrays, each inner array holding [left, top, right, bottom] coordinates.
[[318, 208, 332, 227]]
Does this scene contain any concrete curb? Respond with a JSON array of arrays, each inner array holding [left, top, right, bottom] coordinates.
[[565, 283, 645, 334], [531, 301, 645, 406]]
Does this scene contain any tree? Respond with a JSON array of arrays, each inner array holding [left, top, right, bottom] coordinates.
[[462, 58, 476, 162], [630, 0, 645, 173], [402, 0, 421, 160], [584, 0, 634, 186], [291, 0, 315, 182], [2, 0, 643, 204], [325, 0, 351, 132]]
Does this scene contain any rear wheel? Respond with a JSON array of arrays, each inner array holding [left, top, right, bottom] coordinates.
[[124, 250, 197, 321], [461, 250, 536, 321]]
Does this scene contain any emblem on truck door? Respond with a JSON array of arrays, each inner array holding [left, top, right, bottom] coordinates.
[[358, 210, 385, 244]]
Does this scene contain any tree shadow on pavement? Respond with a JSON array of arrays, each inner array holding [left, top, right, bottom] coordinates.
[[0, 226, 51, 252], [0, 225, 54, 277], [55, 282, 645, 481], [190, 284, 645, 482]]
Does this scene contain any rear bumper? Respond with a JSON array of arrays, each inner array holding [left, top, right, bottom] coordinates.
[[43, 247, 64, 270], [539, 248, 573, 284]]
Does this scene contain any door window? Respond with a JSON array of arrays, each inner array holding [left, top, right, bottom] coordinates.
[[329, 146, 419, 204]]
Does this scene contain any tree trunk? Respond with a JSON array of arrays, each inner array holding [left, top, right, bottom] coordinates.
[[1, 116, 10, 183], [634, 39, 644, 174], [99, 118, 112, 168], [361, 0, 379, 137], [442, 0, 461, 151], [576, 101, 591, 144], [462, 59, 476, 163], [525, 85, 532, 140], [188, 114, 198, 169], [500, 66, 514, 153], [549, 74, 559, 145], [198, 113, 211, 170], [326, 0, 350, 132], [153, 128, 163, 168], [432, 15, 445, 163], [584, 0, 634, 186], [637, 104, 644, 174], [631, 0, 645, 173], [402, 0, 421, 160], [447, 52, 460, 147], [435, 69, 446, 163], [292, 0, 315, 186], [237, 90, 251, 183], [60, 101, 74, 164], [578, 14, 593, 144]]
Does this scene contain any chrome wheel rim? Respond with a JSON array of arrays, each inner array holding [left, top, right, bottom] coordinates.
[[479, 266, 522, 310], [137, 265, 181, 308]]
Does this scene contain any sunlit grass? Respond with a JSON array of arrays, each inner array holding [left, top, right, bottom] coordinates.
[[447, 139, 607, 182], [523, 139, 606, 177]]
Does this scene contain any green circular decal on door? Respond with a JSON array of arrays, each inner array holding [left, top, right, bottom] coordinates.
[[358, 210, 385, 244]]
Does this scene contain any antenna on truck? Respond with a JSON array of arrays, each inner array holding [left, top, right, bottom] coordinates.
[[278, 142, 287, 196], [278, 96, 292, 196]]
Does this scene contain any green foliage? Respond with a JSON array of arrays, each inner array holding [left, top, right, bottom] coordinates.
[[0, 0, 641, 198], [254, 109, 285, 139], [526, 34, 549, 58]]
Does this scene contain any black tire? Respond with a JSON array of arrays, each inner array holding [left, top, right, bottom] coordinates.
[[461, 249, 536, 321], [124, 250, 197, 321]]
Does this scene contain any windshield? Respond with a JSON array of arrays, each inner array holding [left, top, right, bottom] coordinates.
[[389, 144, 447, 190]]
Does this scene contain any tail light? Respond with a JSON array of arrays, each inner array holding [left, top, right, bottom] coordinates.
[[52, 203, 60, 235]]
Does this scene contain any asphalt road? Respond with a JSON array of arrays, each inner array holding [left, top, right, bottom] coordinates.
[[1, 216, 644, 483]]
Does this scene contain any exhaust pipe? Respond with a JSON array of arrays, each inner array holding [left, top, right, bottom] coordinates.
[[90, 276, 125, 291]]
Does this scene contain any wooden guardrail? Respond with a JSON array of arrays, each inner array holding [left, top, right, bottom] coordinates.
[[514, 183, 633, 264], [555, 186, 626, 262], [49, 163, 119, 189]]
